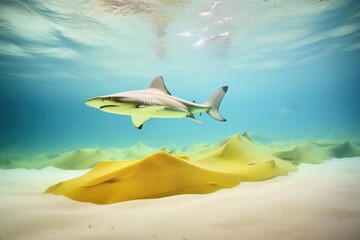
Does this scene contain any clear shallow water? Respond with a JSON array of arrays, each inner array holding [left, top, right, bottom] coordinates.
[[0, 0, 359, 153]]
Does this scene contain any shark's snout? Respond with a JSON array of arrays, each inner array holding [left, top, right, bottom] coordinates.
[[85, 97, 106, 108]]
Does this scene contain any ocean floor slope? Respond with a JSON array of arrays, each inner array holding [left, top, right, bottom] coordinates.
[[2, 133, 360, 204]]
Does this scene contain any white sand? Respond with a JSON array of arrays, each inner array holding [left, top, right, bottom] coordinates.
[[0, 158, 359, 240]]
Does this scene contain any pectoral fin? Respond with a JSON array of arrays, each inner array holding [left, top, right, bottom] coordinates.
[[131, 115, 151, 129], [131, 106, 166, 129]]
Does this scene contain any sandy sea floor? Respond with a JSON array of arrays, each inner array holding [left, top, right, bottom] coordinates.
[[0, 157, 360, 240]]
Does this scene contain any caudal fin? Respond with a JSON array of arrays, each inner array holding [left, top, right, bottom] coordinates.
[[204, 86, 228, 121]]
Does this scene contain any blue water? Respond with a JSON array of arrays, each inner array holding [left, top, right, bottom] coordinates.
[[0, 0, 359, 152]]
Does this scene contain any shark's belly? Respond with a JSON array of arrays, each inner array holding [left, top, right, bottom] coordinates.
[[149, 108, 189, 119], [99, 105, 189, 119]]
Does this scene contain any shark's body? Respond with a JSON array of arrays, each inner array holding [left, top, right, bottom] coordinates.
[[85, 76, 228, 129]]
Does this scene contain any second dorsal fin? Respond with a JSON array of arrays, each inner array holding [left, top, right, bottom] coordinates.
[[149, 76, 171, 95]]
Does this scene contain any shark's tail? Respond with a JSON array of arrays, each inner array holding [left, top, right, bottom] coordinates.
[[204, 86, 228, 121]]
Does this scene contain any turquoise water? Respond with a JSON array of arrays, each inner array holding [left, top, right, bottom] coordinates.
[[0, 0, 359, 153]]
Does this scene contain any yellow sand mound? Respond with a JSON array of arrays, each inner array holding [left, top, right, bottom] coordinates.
[[325, 141, 360, 158], [120, 142, 159, 159], [45, 152, 241, 204], [273, 142, 331, 165], [0, 143, 163, 170], [38, 148, 108, 170], [45, 134, 297, 204], [195, 134, 296, 181], [273, 140, 360, 165]]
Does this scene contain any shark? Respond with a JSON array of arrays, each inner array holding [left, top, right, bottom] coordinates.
[[85, 76, 228, 129]]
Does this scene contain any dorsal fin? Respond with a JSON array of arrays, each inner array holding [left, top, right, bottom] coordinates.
[[149, 76, 171, 95]]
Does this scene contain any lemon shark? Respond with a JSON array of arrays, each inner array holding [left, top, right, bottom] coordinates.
[[85, 76, 228, 129]]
